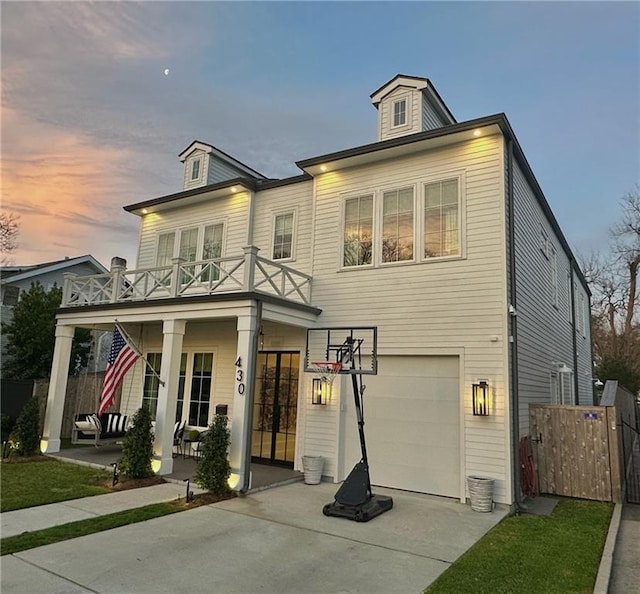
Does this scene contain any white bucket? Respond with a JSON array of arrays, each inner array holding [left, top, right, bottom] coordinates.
[[302, 455, 324, 485], [467, 476, 495, 512]]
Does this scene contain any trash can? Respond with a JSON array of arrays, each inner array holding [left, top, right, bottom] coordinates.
[[302, 455, 324, 485], [467, 476, 495, 512]]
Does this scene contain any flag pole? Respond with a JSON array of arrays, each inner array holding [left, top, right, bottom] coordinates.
[[114, 321, 166, 387]]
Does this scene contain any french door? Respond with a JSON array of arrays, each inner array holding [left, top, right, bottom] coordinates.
[[251, 352, 299, 467]]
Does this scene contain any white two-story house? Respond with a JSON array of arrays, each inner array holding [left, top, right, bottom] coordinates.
[[42, 74, 592, 507]]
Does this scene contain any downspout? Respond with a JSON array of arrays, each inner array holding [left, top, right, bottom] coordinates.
[[239, 299, 262, 494], [506, 139, 523, 512], [569, 264, 580, 404]]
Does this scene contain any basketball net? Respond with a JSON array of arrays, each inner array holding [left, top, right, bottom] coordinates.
[[309, 361, 343, 388]]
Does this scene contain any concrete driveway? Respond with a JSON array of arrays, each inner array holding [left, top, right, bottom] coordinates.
[[2, 482, 507, 594]]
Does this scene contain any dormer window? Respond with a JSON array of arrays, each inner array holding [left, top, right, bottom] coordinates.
[[191, 158, 201, 181], [393, 98, 407, 127]]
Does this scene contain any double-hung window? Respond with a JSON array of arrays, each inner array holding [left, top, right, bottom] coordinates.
[[142, 353, 162, 420], [550, 246, 558, 307], [343, 195, 374, 267], [392, 98, 407, 127], [382, 187, 414, 263], [424, 179, 460, 258], [202, 223, 224, 281], [189, 352, 213, 427], [191, 158, 201, 181], [273, 212, 294, 260], [179, 227, 199, 284], [156, 233, 176, 268]]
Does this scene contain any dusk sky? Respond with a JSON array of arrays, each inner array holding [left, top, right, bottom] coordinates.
[[2, 1, 638, 268]]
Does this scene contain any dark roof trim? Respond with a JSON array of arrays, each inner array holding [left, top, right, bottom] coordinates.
[[257, 173, 312, 190], [296, 114, 505, 168], [124, 173, 313, 213], [57, 292, 322, 316], [180, 140, 267, 180], [424, 80, 457, 124], [369, 74, 428, 99], [124, 178, 257, 212], [296, 113, 589, 293]]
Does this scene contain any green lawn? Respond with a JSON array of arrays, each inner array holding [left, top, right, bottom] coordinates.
[[426, 498, 613, 594], [1, 458, 111, 512], [1, 501, 183, 556]]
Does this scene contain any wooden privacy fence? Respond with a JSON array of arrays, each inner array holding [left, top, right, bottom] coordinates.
[[530, 381, 638, 503]]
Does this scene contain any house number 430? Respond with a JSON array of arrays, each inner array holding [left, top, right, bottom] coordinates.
[[235, 357, 245, 395]]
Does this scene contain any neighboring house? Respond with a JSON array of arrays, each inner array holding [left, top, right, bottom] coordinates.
[[1, 255, 109, 359], [42, 74, 592, 507]]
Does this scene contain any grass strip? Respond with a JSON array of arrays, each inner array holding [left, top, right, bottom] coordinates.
[[426, 498, 613, 594], [1, 458, 111, 512], [1, 501, 184, 556]]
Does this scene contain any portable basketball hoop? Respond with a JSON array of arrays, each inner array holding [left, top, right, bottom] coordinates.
[[304, 327, 393, 522]]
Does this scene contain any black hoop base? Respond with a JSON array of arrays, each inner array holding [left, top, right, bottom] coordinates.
[[322, 494, 393, 523]]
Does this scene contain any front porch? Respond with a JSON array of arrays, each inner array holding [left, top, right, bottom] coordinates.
[[51, 444, 303, 491]]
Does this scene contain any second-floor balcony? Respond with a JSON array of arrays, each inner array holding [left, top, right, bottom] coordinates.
[[62, 246, 312, 308]]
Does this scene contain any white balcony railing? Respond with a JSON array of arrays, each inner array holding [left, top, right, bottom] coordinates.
[[62, 246, 312, 307]]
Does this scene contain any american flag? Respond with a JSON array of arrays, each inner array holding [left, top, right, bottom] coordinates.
[[98, 327, 140, 415]]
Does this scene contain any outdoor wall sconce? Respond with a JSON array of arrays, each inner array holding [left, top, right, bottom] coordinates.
[[472, 380, 490, 416], [312, 377, 329, 405]]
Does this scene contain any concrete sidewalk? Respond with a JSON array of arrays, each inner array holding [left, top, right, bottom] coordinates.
[[1, 483, 198, 538], [1, 482, 507, 594], [609, 504, 640, 593]]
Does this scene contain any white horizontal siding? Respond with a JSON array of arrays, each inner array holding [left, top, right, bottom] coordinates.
[[252, 181, 314, 272], [310, 134, 511, 502], [136, 191, 250, 269]]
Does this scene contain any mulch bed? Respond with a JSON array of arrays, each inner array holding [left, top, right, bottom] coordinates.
[[105, 476, 167, 491]]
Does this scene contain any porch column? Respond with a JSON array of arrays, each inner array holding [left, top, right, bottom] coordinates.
[[41, 324, 75, 454], [229, 302, 261, 492], [153, 319, 186, 475]]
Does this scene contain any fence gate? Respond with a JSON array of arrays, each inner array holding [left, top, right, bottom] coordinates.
[[621, 419, 640, 504], [530, 405, 618, 502]]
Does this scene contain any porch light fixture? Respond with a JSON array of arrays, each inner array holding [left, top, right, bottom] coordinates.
[[312, 377, 329, 405], [320, 165, 328, 172], [473, 129, 482, 137], [472, 380, 490, 416]]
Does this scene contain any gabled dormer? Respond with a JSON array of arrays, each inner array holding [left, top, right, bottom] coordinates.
[[370, 75, 456, 142], [179, 141, 267, 190]]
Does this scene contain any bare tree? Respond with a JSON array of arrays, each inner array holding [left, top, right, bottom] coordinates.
[[0, 211, 19, 265], [583, 186, 640, 392]]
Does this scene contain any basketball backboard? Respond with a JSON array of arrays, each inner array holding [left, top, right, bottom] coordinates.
[[304, 327, 377, 375]]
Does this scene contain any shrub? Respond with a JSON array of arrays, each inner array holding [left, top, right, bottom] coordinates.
[[1, 413, 14, 443], [118, 407, 153, 479], [8, 397, 41, 456], [194, 414, 231, 496]]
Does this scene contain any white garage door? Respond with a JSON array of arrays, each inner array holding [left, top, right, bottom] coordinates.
[[343, 355, 460, 498]]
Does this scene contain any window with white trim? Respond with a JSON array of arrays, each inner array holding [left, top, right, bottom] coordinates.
[[179, 227, 199, 283], [392, 98, 407, 127], [142, 353, 162, 420], [202, 223, 224, 281], [191, 158, 201, 181], [343, 194, 373, 267], [156, 232, 175, 267], [382, 187, 414, 263], [175, 353, 187, 422], [424, 179, 460, 258], [273, 212, 295, 260], [189, 352, 213, 427]]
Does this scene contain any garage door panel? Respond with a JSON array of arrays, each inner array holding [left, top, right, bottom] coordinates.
[[344, 355, 459, 498]]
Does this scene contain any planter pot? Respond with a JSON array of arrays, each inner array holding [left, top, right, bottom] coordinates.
[[467, 476, 495, 512], [302, 455, 324, 485]]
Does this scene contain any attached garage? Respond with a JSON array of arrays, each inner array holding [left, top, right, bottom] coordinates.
[[342, 355, 460, 498]]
